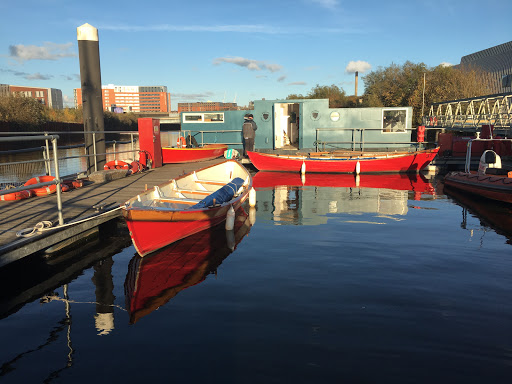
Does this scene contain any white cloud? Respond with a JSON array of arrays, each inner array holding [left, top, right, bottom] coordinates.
[[307, 0, 339, 10], [213, 57, 283, 73], [440, 62, 453, 67], [277, 75, 287, 82], [345, 60, 372, 73], [98, 23, 363, 35], [288, 81, 307, 86], [172, 92, 215, 100], [9, 42, 76, 63], [25, 72, 52, 80]]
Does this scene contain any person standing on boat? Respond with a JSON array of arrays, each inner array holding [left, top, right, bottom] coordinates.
[[242, 113, 257, 158]]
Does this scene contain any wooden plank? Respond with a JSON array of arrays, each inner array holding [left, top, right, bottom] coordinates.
[[0, 158, 227, 263]]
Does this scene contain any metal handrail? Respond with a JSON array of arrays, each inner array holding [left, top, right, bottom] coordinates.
[[314, 127, 426, 152], [0, 135, 64, 225]]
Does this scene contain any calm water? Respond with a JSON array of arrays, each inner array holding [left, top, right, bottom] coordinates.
[[0, 172, 511, 383]]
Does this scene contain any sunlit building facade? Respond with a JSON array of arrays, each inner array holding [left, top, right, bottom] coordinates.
[[74, 84, 171, 113], [0, 84, 63, 109], [178, 102, 238, 113]]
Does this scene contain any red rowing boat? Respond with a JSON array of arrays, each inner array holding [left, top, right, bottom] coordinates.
[[162, 144, 228, 164], [443, 140, 512, 204], [247, 147, 439, 173], [124, 207, 252, 324], [121, 160, 252, 256]]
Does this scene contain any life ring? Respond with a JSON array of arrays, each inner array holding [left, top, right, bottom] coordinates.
[[1, 189, 32, 201], [61, 183, 70, 192], [104, 160, 131, 170], [177, 137, 186, 148], [24, 176, 57, 196]]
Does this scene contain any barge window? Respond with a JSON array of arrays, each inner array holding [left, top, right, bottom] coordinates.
[[382, 109, 407, 132], [183, 112, 225, 123]]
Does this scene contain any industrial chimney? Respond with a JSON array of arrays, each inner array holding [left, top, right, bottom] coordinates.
[[355, 71, 359, 97]]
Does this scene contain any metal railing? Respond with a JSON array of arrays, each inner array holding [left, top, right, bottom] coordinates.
[[314, 127, 427, 152], [180, 129, 243, 146], [425, 92, 512, 131], [0, 130, 139, 174], [0, 135, 64, 225]]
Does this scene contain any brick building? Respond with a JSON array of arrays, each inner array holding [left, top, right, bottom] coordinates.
[[74, 84, 170, 113], [178, 101, 238, 113], [0, 84, 63, 109]]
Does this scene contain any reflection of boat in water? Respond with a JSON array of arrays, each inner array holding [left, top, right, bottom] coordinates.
[[253, 172, 437, 225], [124, 207, 252, 324], [252, 171, 435, 195], [161, 144, 228, 164], [444, 186, 512, 242]]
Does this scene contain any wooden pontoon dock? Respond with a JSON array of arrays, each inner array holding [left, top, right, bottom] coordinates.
[[0, 159, 227, 267]]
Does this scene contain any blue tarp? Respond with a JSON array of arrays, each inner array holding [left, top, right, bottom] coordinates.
[[190, 177, 245, 209]]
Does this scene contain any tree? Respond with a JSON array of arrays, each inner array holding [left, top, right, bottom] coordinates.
[[286, 84, 348, 108], [0, 95, 48, 127], [362, 62, 491, 126]]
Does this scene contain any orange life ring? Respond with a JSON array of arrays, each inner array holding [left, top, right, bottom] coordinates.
[[1, 189, 32, 201], [24, 176, 57, 196], [104, 160, 131, 170], [177, 137, 186, 148]]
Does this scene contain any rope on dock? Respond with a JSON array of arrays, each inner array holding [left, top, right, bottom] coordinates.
[[15, 206, 124, 237]]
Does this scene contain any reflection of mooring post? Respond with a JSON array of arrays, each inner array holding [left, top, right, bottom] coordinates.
[[77, 23, 106, 174], [92, 257, 115, 336]]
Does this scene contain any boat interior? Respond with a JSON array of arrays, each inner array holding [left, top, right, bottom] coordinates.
[[125, 161, 251, 210]]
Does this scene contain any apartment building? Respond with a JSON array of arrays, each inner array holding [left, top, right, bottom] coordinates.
[[0, 84, 63, 109], [74, 84, 170, 113], [178, 102, 238, 113]]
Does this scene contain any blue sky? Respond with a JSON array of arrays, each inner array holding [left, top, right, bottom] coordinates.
[[1, 0, 510, 109]]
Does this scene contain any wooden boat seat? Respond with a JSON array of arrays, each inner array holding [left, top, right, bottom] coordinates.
[[155, 197, 202, 204], [195, 179, 229, 186]]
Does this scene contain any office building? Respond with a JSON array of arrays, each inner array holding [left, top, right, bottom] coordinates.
[[0, 84, 63, 109], [74, 84, 170, 113], [178, 102, 238, 113]]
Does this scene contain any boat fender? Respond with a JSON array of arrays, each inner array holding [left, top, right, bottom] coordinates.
[[249, 187, 256, 207], [301, 161, 306, 175], [225, 206, 235, 230], [355, 161, 361, 175]]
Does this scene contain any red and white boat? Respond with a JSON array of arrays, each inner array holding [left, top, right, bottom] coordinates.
[[121, 160, 252, 256], [124, 207, 252, 324], [247, 147, 440, 174], [161, 144, 228, 164], [444, 139, 512, 203]]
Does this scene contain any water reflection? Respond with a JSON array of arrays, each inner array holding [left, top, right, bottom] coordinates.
[[124, 207, 253, 324], [252, 172, 436, 225], [444, 185, 512, 244]]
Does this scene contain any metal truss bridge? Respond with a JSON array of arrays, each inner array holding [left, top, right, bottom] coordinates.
[[424, 92, 512, 133]]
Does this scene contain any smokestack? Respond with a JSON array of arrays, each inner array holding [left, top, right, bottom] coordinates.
[[355, 71, 358, 97]]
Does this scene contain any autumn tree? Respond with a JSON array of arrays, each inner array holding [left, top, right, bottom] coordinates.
[[362, 62, 491, 125], [0, 95, 48, 127], [287, 84, 348, 108]]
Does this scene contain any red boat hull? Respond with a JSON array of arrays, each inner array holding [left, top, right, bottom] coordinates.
[[124, 208, 251, 323], [252, 172, 435, 194], [444, 172, 512, 204], [125, 194, 249, 256], [162, 144, 228, 164], [247, 148, 439, 173]]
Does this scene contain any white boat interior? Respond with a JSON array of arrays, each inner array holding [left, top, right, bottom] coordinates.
[[125, 161, 251, 210]]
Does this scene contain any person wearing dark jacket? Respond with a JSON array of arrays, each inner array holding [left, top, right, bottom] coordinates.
[[242, 114, 257, 157]]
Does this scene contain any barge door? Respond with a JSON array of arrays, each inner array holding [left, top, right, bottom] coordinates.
[[273, 103, 300, 150]]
